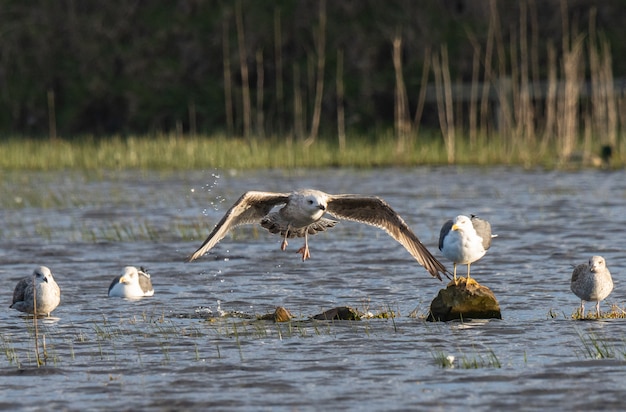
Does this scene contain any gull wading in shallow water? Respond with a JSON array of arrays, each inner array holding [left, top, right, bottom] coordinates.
[[10, 266, 61, 316], [108, 266, 155, 298], [187, 189, 449, 280], [570, 256, 613, 318], [439, 214, 494, 283]]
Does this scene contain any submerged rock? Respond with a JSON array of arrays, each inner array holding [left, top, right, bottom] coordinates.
[[312, 306, 362, 320], [259, 306, 293, 322], [427, 277, 501, 322]]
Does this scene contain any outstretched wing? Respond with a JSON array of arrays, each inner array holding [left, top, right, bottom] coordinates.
[[187, 191, 290, 262], [326, 195, 449, 281]]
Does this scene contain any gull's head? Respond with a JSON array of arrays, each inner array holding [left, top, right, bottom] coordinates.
[[451, 215, 473, 232], [298, 190, 327, 216], [119, 266, 140, 284], [589, 256, 606, 272], [33, 266, 53, 283]]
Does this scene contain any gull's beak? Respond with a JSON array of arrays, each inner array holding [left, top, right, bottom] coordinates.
[[451, 224, 459, 231], [119, 275, 130, 284]]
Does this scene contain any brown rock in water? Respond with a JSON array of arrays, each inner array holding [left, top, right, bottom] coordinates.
[[427, 277, 501, 322], [312, 306, 361, 320], [259, 306, 293, 322]]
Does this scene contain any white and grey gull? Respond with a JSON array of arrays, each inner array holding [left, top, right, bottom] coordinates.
[[187, 189, 449, 280], [108, 266, 154, 298], [10, 266, 61, 316], [439, 214, 494, 283]]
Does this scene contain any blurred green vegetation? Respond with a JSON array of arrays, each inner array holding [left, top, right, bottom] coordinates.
[[0, 133, 616, 171]]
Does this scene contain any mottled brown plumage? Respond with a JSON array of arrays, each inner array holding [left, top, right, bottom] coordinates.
[[570, 256, 613, 317], [188, 189, 449, 280], [10, 266, 61, 316]]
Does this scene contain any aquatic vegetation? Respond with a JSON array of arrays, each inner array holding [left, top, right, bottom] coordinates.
[[432, 349, 501, 369], [571, 304, 626, 320], [576, 330, 625, 360]]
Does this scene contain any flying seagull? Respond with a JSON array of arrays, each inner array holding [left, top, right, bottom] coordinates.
[[439, 214, 494, 283], [187, 189, 449, 280], [570, 255, 613, 318], [10, 266, 61, 317], [108, 266, 155, 298]]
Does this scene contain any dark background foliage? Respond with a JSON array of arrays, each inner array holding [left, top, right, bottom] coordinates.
[[0, 0, 622, 137]]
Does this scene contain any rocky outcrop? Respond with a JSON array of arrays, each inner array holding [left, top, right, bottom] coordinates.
[[427, 277, 501, 321]]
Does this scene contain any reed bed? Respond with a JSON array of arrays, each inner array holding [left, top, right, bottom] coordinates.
[[0, 131, 619, 171]]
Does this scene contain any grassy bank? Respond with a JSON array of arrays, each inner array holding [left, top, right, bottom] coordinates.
[[0, 132, 620, 171]]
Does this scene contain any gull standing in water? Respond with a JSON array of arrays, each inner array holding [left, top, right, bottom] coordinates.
[[439, 214, 493, 283], [10, 266, 61, 317], [108, 266, 155, 298], [570, 256, 613, 318], [187, 189, 449, 280]]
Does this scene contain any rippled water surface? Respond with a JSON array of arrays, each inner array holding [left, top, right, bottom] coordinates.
[[1, 167, 626, 411]]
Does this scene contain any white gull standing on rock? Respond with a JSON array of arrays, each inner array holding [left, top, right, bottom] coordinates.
[[10, 266, 61, 316], [570, 256, 613, 318], [187, 189, 449, 280], [439, 214, 494, 283], [108, 266, 154, 298]]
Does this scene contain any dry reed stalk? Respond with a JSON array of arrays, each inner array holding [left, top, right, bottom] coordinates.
[[480, 3, 495, 134], [392, 33, 411, 152], [466, 32, 480, 147], [588, 8, 617, 150], [305, 0, 326, 147], [256, 49, 265, 138], [518, 0, 534, 147], [235, 0, 251, 139], [588, 9, 604, 147], [47, 89, 56, 141], [274, 7, 284, 136], [188, 101, 196, 137], [528, 0, 541, 94], [32, 277, 43, 366], [601, 39, 618, 149], [558, 35, 584, 162], [617, 97, 626, 156], [583, 111, 593, 155], [540, 42, 558, 155], [293, 64, 304, 140], [222, 19, 234, 137], [431, 46, 455, 163], [412, 46, 431, 138], [336, 49, 346, 152], [490, 0, 513, 141], [509, 32, 521, 140]]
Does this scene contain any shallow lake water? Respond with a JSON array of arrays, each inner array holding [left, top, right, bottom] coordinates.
[[1, 166, 626, 411]]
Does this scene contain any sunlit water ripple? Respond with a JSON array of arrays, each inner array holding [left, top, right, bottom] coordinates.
[[1, 167, 626, 411]]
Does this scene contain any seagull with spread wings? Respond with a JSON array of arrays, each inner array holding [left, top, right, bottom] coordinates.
[[187, 189, 449, 281]]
